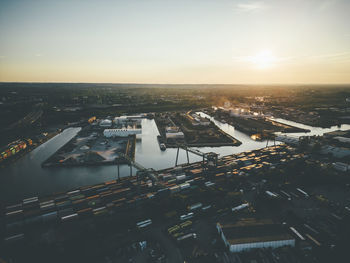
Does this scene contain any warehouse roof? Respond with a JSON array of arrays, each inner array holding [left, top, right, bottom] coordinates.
[[217, 218, 294, 245]]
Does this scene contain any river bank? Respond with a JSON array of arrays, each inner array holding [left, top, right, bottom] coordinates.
[[154, 112, 241, 148], [1, 113, 349, 203], [206, 108, 310, 139], [42, 126, 136, 168]]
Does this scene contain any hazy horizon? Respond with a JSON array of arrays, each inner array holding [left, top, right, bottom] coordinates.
[[1, 0, 350, 84], [1, 81, 349, 87]]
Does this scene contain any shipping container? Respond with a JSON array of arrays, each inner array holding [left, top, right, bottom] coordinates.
[[72, 199, 87, 210], [177, 233, 196, 242], [105, 180, 117, 185], [6, 203, 23, 212], [55, 194, 68, 202], [6, 209, 23, 217], [169, 185, 180, 193], [23, 196, 38, 205], [61, 213, 78, 222], [296, 188, 309, 198], [179, 183, 190, 190], [40, 200, 55, 211], [67, 189, 80, 196], [136, 219, 152, 228], [96, 187, 109, 193], [70, 194, 85, 201], [56, 200, 71, 209], [187, 203, 202, 211], [176, 174, 186, 181], [180, 212, 194, 221], [113, 197, 126, 205]]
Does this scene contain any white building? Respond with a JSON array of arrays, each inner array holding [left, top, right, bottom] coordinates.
[[166, 131, 184, 139], [99, 119, 112, 127], [165, 125, 184, 139], [114, 115, 145, 125], [193, 118, 210, 126], [190, 113, 211, 126], [217, 218, 295, 253], [103, 128, 141, 137], [165, 126, 180, 133]]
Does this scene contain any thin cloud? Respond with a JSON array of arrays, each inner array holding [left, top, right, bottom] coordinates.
[[271, 52, 350, 65], [234, 1, 267, 13], [233, 51, 350, 66], [264, 52, 350, 66], [307, 52, 350, 63], [232, 54, 293, 63]]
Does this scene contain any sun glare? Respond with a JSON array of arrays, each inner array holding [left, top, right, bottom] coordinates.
[[250, 50, 277, 69]]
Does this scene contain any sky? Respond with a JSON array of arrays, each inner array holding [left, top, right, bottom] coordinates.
[[0, 0, 350, 84]]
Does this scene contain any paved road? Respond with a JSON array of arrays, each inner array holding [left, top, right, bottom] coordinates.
[[146, 227, 183, 263]]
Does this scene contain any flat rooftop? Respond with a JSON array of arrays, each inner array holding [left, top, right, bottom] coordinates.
[[218, 218, 294, 245]]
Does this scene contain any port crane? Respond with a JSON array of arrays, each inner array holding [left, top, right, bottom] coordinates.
[[253, 127, 276, 147], [265, 135, 276, 147], [174, 144, 219, 168], [116, 151, 158, 186]]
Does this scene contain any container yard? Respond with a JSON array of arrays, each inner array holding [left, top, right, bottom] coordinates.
[[1, 142, 350, 262], [0, 139, 29, 163], [42, 122, 137, 167], [2, 144, 299, 235]]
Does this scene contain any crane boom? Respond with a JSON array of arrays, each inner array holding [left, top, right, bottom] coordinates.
[[117, 151, 158, 183], [175, 143, 219, 167]]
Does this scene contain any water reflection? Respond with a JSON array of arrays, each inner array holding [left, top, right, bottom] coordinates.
[[1, 114, 349, 202], [271, 117, 350, 137]]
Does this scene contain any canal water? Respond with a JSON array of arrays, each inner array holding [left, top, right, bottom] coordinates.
[[0, 114, 349, 203], [270, 117, 350, 137]]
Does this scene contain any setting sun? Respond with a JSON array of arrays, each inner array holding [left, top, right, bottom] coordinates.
[[250, 50, 277, 69]]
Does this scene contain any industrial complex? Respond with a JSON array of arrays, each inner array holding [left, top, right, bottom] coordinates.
[[2, 137, 350, 262], [1, 84, 350, 263]]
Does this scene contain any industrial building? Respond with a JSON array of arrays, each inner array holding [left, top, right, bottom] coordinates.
[[166, 131, 185, 140], [165, 125, 185, 139], [114, 115, 145, 125], [99, 119, 112, 127], [216, 218, 295, 252], [229, 108, 254, 118], [103, 128, 141, 137], [186, 113, 211, 126], [190, 113, 211, 126]]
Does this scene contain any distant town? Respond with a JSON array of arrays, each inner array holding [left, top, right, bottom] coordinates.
[[1, 83, 350, 263]]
